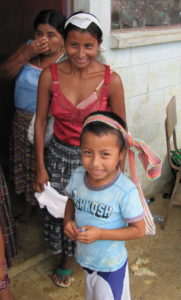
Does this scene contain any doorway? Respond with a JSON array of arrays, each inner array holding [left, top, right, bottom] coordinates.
[[0, 0, 73, 171]]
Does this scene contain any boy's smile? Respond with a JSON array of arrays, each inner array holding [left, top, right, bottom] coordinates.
[[81, 132, 123, 186]]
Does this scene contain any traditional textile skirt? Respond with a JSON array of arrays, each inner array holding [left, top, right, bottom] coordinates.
[[0, 165, 17, 267], [9, 108, 37, 205], [43, 135, 81, 255]]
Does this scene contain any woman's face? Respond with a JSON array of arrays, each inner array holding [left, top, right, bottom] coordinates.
[[34, 23, 63, 55], [65, 30, 100, 69]]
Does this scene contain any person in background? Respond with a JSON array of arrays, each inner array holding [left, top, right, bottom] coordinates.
[[64, 111, 145, 300], [34, 12, 126, 287], [0, 165, 17, 300], [0, 9, 66, 222]]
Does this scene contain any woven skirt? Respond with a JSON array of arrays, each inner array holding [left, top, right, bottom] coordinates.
[[0, 165, 17, 267], [0, 261, 10, 291], [9, 108, 37, 205], [43, 135, 81, 255]]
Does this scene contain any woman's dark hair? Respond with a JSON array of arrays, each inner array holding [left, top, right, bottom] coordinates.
[[64, 12, 103, 44], [33, 9, 66, 35], [81, 111, 126, 151]]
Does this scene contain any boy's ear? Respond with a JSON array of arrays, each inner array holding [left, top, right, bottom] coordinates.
[[119, 151, 124, 160], [119, 147, 126, 161]]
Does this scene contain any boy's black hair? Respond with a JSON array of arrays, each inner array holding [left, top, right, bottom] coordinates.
[[33, 9, 66, 35], [81, 111, 126, 151], [64, 11, 103, 44]]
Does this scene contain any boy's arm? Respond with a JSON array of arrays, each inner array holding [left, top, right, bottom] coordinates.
[[77, 219, 145, 244], [100, 219, 145, 240], [64, 198, 79, 240], [64, 198, 74, 223]]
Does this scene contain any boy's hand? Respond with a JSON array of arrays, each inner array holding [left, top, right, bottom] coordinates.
[[77, 226, 101, 244], [64, 220, 78, 240]]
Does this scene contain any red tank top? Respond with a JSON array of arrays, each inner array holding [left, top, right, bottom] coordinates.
[[50, 63, 110, 146]]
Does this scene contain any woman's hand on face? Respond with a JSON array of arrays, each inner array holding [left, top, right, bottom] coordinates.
[[34, 168, 49, 192], [24, 37, 50, 59]]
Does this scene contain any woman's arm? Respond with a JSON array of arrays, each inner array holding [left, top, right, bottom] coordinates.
[[0, 37, 49, 80], [109, 72, 126, 123], [109, 72, 127, 171], [76, 219, 145, 244], [0, 228, 5, 263], [34, 68, 52, 192], [0, 227, 6, 281]]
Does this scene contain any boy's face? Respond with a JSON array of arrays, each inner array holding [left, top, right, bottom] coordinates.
[[81, 131, 123, 186]]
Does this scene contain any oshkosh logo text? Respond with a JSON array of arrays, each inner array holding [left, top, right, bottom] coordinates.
[[74, 198, 113, 218]]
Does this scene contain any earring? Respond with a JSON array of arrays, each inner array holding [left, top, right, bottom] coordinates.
[[96, 49, 106, 64]]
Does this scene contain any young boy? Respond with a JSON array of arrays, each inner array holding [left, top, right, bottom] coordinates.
[[64, 111, 145, 300]]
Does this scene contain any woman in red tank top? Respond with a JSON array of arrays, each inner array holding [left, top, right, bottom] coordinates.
[[34, 12, 126, 288]]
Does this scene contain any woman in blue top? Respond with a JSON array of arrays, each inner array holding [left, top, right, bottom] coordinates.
[[0, 9, 65, 221]]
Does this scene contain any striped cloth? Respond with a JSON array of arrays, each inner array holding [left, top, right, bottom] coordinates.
[[83, 114, 162, 235], [0, 165, 17, 267], [43, 135, 81, 254], [0, 261, 9, 291], [9, 108, 37, 205]]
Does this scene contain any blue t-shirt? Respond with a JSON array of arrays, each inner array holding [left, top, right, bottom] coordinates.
[[14, 63, 42, 113], [65, 166, 144, 272]]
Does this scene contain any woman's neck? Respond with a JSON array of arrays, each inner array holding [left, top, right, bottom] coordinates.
[[31, 48, 64, 69], [67, 59, 101, 77]]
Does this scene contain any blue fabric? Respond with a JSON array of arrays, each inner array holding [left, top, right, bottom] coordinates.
[[14, 63, 42, 113], [84, 260, 128, 300], [65, 166, 144, 272], [98, 259, 127, 300]]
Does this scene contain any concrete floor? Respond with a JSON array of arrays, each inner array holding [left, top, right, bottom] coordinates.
[[9, 193, 181, 300]]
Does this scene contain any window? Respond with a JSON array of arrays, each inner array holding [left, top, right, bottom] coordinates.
[[111, 0, 181, 30]]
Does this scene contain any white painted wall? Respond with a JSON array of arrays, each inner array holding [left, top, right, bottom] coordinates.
[[110, 42, 181, 195], [73, 0, 181, 196]]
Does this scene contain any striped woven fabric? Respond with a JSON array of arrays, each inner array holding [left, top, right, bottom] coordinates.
[[84, 114, 162, 235], [0, 165, 17, 266], [0, 260, 10, 291]]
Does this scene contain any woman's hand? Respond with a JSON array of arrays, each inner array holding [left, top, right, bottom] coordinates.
[[34, 168, 49, 192], [64, 220, 79, 240], [24, 37, 50, 59], [76, 226, 102, 244]]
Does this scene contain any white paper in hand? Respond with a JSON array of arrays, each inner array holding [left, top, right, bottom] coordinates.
[[35, 182, 68, 218]]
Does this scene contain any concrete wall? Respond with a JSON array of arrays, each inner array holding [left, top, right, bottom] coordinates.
[[74, 0, 181, 196], [109, 42, 181, 195]]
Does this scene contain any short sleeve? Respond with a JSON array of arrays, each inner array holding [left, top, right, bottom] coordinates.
[[64, 172, 75, 198], [64, 166, 85, 198], [120, 187, 145, 223]]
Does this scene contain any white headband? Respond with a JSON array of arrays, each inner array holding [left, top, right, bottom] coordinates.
[[64, 13, 102, 30]]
